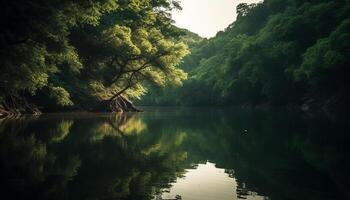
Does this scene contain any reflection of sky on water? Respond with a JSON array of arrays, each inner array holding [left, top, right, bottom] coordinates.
[[162, 162, 266, 200]]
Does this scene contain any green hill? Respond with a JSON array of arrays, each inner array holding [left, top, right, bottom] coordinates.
[[139, 0, 350, 114]]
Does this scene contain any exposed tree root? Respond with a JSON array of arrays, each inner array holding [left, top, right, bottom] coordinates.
[[95, 95, 142, 113], [0, 94, 141, 117], [0, 95, 41, 118], [109, 95, 142, 113]]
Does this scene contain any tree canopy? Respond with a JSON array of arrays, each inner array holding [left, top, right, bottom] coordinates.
[[0, 0, 188, 115]]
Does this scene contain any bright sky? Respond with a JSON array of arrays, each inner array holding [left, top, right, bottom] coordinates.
[[172, 0, 262, 38]]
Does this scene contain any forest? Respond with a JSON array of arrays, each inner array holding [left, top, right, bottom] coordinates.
[[1, 0, 350, 116], [140, 0, 350, 114]]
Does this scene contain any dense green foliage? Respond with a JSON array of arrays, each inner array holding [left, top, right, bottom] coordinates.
[[140, 0, 350, 113], [0, 0, 188, 115], [1, 0, 349, 115]]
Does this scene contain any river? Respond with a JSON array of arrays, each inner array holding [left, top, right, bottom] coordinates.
[[0, 107, 349, 200]]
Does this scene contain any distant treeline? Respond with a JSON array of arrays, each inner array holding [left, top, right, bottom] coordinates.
[[140, 0, 350, 114]]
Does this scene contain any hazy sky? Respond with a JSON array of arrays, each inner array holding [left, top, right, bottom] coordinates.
[[172, 0, 262, 38]]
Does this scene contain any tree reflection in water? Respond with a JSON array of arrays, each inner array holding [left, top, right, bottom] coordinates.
[[0, 109, 349, 200]]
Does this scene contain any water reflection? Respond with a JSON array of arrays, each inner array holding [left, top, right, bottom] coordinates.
[[0, 108, 349, 200], [161, 162, 267, 200]]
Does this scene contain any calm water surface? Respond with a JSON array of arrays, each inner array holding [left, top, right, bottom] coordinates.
[[0, 107, 349, 200]]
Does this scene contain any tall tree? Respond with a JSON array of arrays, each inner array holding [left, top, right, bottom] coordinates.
[[0, 0, 189, 115]]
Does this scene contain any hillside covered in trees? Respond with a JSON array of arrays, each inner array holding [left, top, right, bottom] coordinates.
[[1, 0, 349, 116], [140, 0, 350, 115]]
